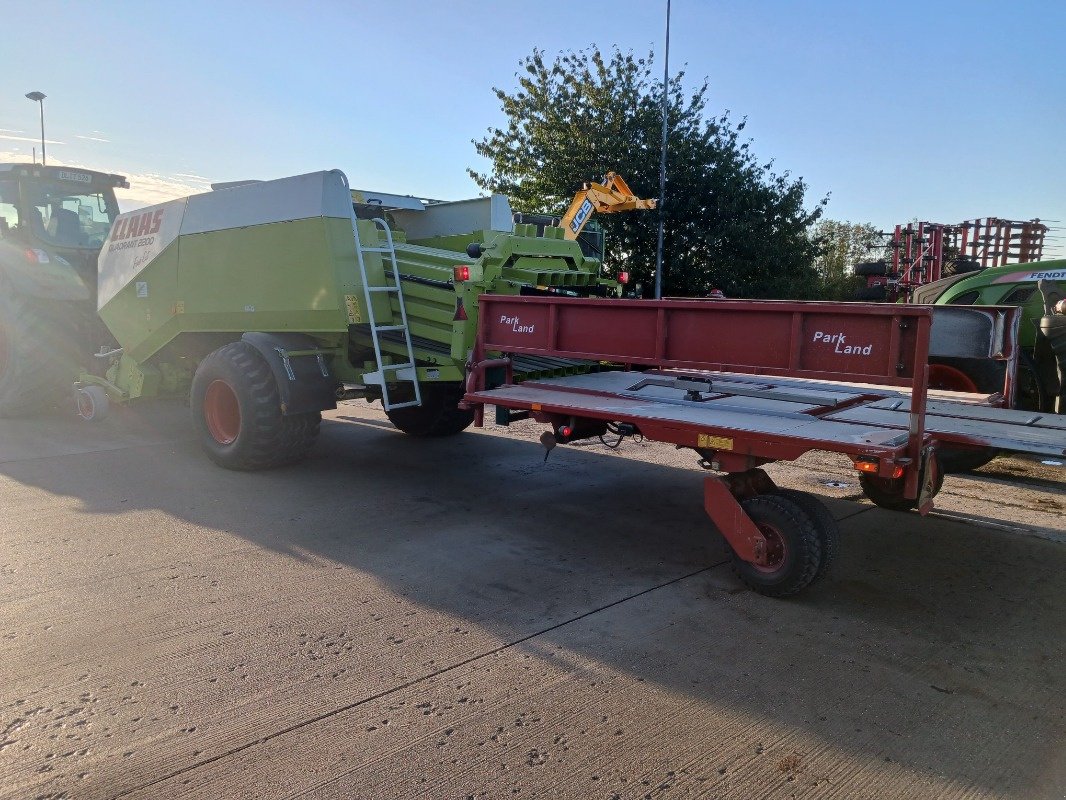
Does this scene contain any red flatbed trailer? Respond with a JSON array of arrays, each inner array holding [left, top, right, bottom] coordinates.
[[462, 296, 1066, 597]]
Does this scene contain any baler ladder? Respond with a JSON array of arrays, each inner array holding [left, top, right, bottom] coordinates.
[[353, 217, 422, 411]]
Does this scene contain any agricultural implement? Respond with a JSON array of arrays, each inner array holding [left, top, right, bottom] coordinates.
[[463, 295, 1065, 596]]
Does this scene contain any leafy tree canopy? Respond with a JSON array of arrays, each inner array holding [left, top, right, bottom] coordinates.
[[810, 219, 883, 300], [470, 47, 826, 298]]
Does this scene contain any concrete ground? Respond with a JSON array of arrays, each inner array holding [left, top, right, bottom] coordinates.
[[1, 400, 1064, 800]]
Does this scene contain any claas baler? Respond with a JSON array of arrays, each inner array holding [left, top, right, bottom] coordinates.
[[81, 170, 620, 469]]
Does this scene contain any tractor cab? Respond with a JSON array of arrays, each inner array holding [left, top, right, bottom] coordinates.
[[0, 164, 128, 295]]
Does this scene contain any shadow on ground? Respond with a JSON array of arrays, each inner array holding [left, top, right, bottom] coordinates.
[[1, 401, 1064, 798]]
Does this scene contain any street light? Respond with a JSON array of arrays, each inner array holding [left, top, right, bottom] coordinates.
[[25, 91, 46, 165]]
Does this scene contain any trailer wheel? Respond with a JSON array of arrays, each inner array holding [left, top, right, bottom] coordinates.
[[859, 463, 943, 512], [772, 489, 839, 585], [728, 494, 822, 598], [0, 292, 79, 417], [385, 383, 474, 437], [191, 341, 321, 470]]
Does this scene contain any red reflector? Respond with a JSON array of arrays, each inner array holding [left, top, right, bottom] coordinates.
[[453, 296, 468, 321], [890, 465, 904, 479], [854, 460, 879, 474], [23, 249, 39, 264], [617, 271, 629, 285], [453, 265, 470, 282]]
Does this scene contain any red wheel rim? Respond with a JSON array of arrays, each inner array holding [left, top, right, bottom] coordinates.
[[76, 391, 94, 418], [928, 364, 979, 393], [752, 522, 788, 574], [204, 380, 241, 445]]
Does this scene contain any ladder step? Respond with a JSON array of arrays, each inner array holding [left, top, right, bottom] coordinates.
[[367, 285, 400, 293], [374, 325, 408, 333], [385, 400, 421, 410], [360, 246, 394, 253], [380, 362, 415, 371]]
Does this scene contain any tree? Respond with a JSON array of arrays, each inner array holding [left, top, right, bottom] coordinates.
[[469, 47, 826, 298], [809, 219, 883, 299]]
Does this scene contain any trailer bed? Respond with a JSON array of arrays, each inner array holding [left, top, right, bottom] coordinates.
[[469, 369, 1066, 460]]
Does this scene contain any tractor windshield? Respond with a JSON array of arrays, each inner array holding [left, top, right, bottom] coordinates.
[[20, 179, 119, 250]]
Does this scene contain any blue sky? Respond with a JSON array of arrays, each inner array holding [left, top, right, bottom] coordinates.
[[2, 1, 1063, 256]]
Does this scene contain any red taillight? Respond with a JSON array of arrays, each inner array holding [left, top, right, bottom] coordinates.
[[854, 459, 904, 479], [557, 425, 573, 438], [453, 265, 470, 282], [617, 271, 629, 285]]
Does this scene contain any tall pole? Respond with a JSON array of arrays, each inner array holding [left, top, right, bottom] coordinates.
[[654, 0, 671, 299], [25, 92, 46, 165]]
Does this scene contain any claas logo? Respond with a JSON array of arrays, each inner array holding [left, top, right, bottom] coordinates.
[[111, 209, 164, 242]]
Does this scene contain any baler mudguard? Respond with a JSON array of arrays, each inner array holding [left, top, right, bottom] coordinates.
[[241, 332, 338, 415]]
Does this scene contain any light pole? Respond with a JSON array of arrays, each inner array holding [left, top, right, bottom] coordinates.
[[25, 91, 46, 165], [654, 1, 671, 299]]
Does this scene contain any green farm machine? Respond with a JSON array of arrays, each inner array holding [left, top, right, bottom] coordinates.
[[73, 170, 626, 468], [0, 163, 128, 415]]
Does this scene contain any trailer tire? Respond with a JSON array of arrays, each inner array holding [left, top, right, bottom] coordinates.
[[854, 260, 888, 277], [772, 489, 839, 585], [0, 292, 79, 418], [191, 341, 320, 470], [728, 494, 822, 598], [859, 464, 943, 512], [385, 384, 474, 437]]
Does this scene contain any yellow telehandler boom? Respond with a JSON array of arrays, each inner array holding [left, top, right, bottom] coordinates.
[[558, 172, 657, 240]]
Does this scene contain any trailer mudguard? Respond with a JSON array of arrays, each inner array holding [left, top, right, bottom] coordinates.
[[240, 332, 338, 415]]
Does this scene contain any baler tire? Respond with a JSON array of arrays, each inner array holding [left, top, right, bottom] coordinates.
[[728, 493, 822, 598], [772, 489, 839, 585], [191, 341, 320, 470], [0, 292, 79, 418], [385, 384, 474, 437]]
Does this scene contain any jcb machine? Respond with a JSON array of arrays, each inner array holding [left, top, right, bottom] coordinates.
[[0, 163, 128, 415], [79, 170, 642, 467]]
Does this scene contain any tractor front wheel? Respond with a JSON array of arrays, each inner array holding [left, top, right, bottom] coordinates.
[[191, 341, 320, 470]]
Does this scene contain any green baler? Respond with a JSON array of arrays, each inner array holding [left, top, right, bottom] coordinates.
[[84, 169, 617, 468]]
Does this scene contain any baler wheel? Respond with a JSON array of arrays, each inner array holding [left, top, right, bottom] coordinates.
[[385, 383, 474, 437], [772, 489, 839, 585], [0, 293, 79, 417], [191, 341, 321, 470], [728, 494, 822, 598], [75, 385, 110, 422]]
